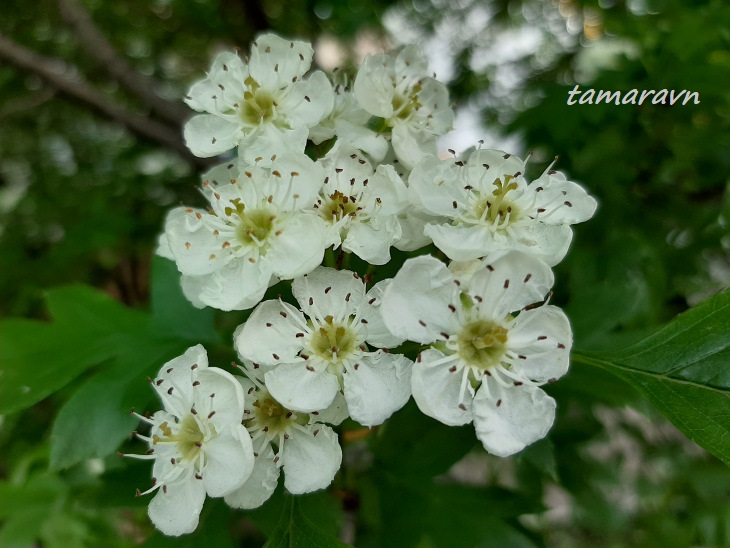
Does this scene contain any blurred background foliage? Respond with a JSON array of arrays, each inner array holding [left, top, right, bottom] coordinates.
[[1, 0, 729, 546]]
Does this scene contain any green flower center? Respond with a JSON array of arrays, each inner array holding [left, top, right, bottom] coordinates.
[[391, 87, 421, 123], [309, 315, 358, 363], [251, 394, 305, 436], [234, 207, 276, 247], [154, 415, 206, 462], [321, 191, 359, 222], [241, 79, 277, 125], [471, 176, 520, 226], [457, 320, 508, 370]]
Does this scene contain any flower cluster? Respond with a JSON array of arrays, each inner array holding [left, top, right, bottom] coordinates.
[[133, 33, 597, 535]]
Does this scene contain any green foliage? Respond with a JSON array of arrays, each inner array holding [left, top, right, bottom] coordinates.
[[1, 0, 729, 546], [574, 289, 730, 466], [263, 497, 351, 548]]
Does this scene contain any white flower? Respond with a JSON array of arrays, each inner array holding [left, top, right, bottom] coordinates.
[[124, 345, 254, 536], [234, 267, 412, 427], [409, 148, 598, 266], [354, 45, 454, 170], [223, 365, 346, 507], [309, 80, 388, 162], [183, 35, 334, 163], [314, 143, 409, 265], [160, 153, 327, 311], [380, 253, 572, 457]]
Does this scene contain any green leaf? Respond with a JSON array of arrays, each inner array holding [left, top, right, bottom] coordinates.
[[0, 286, 146, 414], [374, 400, 476, 479], [0, 474, 69, 548], [518, 437, 558, 481], [150, 256, 219, 344], [572, 289, 730, 466], [263, 496, 351, 548], [366, 471, 541, 548], [49, 339, 184, 470]]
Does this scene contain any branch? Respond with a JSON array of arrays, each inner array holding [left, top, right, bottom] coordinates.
[[0, 32, 212, 169], [57, 0, 190, 127]]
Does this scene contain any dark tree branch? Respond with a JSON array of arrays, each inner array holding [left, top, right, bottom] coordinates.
[[57, 0, 190, 127], [0, 32, 212, 169]]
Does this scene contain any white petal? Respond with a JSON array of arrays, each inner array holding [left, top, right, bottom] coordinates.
[[292, 267, 366, 322], [312, 391, 349, 426], [282, 424, 342, 494], [263, 153, 325, 211], [202, 425, 254, 497], [282, 72, 334, 128], [464, 149, 526, 190], [249, 35, 313, 90], [234, 300, 307, 366], [164, 207, 225, 276], [180, 275, 208, 309], [266, 214, 327, 280], [224, 443, 280, 509], [360, 279, 405, 348], [508, 305, 572, 383], [187, 259, 273, 311], [466, 252, 554, 318], [415, 77, 454, 133], [156, 233, 175, 260], [408, 157, 467, 218], [333, 118, 388, 162], [185, 52, 248, 113], [392, 123, 438, 171], [343, 219, 398, 265], [184, 114, 242, 157], [195, 367, 246, 425], [264, 363, 339, 413], [525, 171, 597, 224], [394, 206, 438, 252], [238, 125, 308, 167], [412, 348, 472, 426], [472, 382, 555, 457], [509, 223, 573, 267], [380, 255, 460, 343], [395, 45, 429, 82], [344, 351, 412, 427], [424, 223, 500, 261], [354, 53, 395, 118], [148, 476, 206, 536], [201, 160, 240, 186], [365, 164, 409, 215], [154, 345, 208, 416]]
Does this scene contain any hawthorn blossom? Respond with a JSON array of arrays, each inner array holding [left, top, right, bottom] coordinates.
[[309, 78, 388, 162], [159, 153, 327, 311], [314, 143, 409, 265], [409, 148, 598, 266], [380, 253, 572, 457], [123, 345, 254, 535], [224, 364, 346, 508], [234, 267, 412, 426], [183, 34, 333, 163], [354, 45, 454, 170]]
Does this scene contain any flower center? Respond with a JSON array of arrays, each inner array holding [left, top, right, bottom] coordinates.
[[235, 207, 276, 247], [321, 191, 359, 223], [470, 176, 520, 227], [154, 415, 205, 462], [457, 320, 508, 370], [391, 87, 421, 122], [251, 394, 303, 436], [309, 315, 358, 364], [241, 79, 277, 125]]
